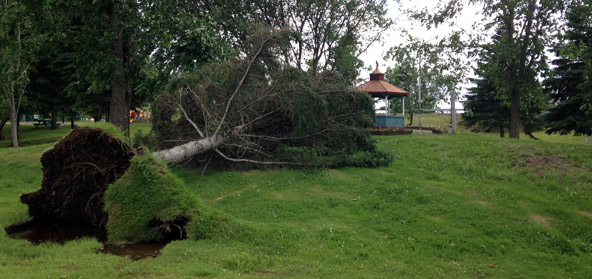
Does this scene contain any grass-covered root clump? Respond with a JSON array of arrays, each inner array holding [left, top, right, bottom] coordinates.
[[104, 151, 238, 245]]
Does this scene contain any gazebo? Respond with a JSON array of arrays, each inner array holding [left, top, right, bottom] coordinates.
[[356, 67, 408, 129]]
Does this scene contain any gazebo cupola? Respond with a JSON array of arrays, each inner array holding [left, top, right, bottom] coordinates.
[[356, 66, 408, 129]]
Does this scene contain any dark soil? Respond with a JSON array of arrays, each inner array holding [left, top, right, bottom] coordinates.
[[5, 220, 96, 245], [6, 221, 165, 260], [19, 126, 135, 240], [522, 155, 573, 175]]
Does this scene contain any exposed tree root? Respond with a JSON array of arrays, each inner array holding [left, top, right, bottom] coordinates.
[[20, 126, 134, 240]]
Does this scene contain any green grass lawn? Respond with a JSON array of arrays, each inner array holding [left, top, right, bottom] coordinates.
[[408, 113, 590, 146], [1, 121, 591, 278]]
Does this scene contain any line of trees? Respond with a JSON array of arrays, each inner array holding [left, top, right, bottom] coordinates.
[[462, 0, 591, 143], [1, 0, 396, 167], [1, 0, 391, 147], [386, 0, 591, 143]]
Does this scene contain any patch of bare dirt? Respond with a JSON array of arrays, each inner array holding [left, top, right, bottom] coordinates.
[[578, 210, 592, 218], [242, 169, 261, 176], [529, 213, 551, 228], [521, 155, 573, 175], [477, 200, 492, 208]]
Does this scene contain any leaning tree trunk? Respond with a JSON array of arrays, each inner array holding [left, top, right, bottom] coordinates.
[[152, 134, 226, 165]]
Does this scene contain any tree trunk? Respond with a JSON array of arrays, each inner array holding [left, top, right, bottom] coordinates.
[[70, 115, 75, 129], [108, 0, 132, 136], [0, 115, 9, 140], [93, 108, 102, 122], [408, 113, 414, 126], [498, 120, 505, 138], [51, 112, 58, 130], [9, 92, 20, 147], [450, 92, 456, 135], [509, 91, 520, 138], [586, 133, 590, 146], [152, 134, 226, 165]]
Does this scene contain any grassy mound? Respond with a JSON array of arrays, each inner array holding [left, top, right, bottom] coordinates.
[[104, 151, 239, 245]]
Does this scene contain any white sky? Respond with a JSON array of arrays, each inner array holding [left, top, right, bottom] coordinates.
[[359, 0, 485, 109]]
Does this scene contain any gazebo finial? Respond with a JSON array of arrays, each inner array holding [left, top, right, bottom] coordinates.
[[375, 60, 379, 71]]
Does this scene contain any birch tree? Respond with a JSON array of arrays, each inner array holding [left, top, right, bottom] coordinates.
[[0, 0, 43, 147]]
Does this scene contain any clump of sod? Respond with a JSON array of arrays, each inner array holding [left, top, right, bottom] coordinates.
[[104, 146, 241, 245], [103, 152, 200, 244]]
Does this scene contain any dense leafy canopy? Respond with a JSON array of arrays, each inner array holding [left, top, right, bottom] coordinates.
[[198, 0, 392, 80]]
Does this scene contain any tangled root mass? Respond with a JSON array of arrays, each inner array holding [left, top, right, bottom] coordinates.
[[20, 127, 134, 239]]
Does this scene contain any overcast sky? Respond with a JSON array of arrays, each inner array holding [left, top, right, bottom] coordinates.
[[359, 0, 484, 109]]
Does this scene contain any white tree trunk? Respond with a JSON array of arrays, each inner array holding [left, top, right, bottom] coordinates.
[[450, 91, 456, 135], [9, 88, 19, 148], [152, 134, 226, 164], [586, 133, 590, 146]]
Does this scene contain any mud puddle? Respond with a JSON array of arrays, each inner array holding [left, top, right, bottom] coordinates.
[[6, 221, 165, 260]]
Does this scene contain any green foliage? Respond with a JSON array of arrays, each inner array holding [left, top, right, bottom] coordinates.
[[35, 0, 229, 131], [385, 33, 467, 124], [152, 29, 389, 168], [544, 0, 592, 137], [130, 128, 155, 149], [462, 72, 509, 136], [462, 17, 548, 139], [201, 0, 391, 79]]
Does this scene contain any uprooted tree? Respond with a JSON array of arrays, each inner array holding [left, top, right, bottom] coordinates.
[[151, 28, 391, 167], [17, 28, 391, 245]]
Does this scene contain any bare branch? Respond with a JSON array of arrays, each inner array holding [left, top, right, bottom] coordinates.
[[177, 87, 205, 138], [214, 31, 278, 137], [214, 148, 306, 166]]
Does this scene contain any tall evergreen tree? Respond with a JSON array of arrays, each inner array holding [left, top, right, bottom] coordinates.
[[462, 74, 510, 137], [544, 0, 592, 144]]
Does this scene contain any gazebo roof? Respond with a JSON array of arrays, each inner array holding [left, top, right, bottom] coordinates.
[[356, 67, 408, 98]]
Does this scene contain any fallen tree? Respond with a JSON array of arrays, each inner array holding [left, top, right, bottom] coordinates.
[[16, 29, 391, 245], [151, 28, 392, 168], [20, 124, 233, 244]]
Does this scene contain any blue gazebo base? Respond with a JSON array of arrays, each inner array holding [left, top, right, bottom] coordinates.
[[373, 116, 405, 129]]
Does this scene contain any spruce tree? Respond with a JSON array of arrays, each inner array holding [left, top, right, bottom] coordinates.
[[544, 1, 592, 144]]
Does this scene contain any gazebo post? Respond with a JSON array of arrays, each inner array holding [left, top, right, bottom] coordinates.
[[402, 96, 405, 117], [385, 96, 389, 116]]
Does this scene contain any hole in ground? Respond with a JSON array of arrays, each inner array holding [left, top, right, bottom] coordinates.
[[5, 218, 189, 261]]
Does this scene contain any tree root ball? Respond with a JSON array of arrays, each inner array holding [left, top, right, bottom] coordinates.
[[20, 125, 239, 245], [20, 126, 134, 240]]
